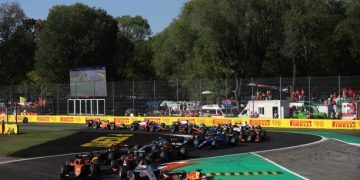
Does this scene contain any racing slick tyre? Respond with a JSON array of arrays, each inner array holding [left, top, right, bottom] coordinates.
[[108, 152, 116, 160], [180, 146, 188, 157], [171, 125, 177, 133], [200, 127, 206, 134], [133, 144, 140, 150], [193, 139, 200, 147], [145, 152, 156, 162], [90, 164, 98, 178], [130, 124, 136, 131], [59, 165, 68, 180], [160, 151, 169, 162], [22, 117, 28, 123], [118, 165, 128, 179], [151, 144, 158, 151], [230, 137, 239, 145], [187, 127, 193, 134], [211, 140, 219, 149], [127, 171, 139, 180], [149, 126, 154, 132], [92, 122, 99, 129], [111, 159, 119, 168]]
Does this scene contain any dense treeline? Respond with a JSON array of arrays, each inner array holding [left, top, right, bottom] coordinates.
[[0, 0, 359, 87]]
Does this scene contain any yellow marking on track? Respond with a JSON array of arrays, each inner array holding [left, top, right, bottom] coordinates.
[[234, 172, 240, 176], [253, 172, 259, 175], [225, 172, 231, 176], [243, 172, 249, 175], [81, 134, 132, 147]]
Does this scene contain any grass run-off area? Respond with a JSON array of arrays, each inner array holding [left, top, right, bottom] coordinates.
[[0, 129, 75, 156]]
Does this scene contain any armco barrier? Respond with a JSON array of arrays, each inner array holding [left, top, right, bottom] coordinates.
[[5, 115, 360, 130]]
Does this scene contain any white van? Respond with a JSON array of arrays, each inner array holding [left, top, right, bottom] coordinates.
[[201, 104, 240, 117]]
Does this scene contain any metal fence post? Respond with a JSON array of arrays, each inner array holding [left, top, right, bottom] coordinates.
[[56, 83, 59, 115], [112, 81, 115, 115], [176, 80, 179, 102], [308, 76, 311, 117], [153, 80, 156, 115], [338, 76, 341, 100], [132, 81, 135, 112]]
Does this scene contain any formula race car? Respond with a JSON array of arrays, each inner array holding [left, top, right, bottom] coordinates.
[[130, 120, 151, 131], [86, 118, 118, 130], [60, 153, 100, 179], [149, 122, 170, 132], [161, 169, 214, 180], [145, 138, 188, 163], [172, 121, 206, 134]]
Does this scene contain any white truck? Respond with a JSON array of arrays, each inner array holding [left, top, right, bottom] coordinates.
[[238, 100, 290, 118]]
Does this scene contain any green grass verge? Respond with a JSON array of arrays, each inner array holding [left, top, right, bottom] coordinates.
[[0, 129, 75, 156]]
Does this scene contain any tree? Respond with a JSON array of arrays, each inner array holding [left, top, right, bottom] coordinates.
[[116, 15, 151, 41], [116, 15, 154, 80], [34, 3, 119, 83], [0, 2, 35, 85], [335, 0, 360, 70], [283, 0, 346, 89]]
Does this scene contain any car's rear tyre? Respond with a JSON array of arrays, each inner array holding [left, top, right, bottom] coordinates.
[[118, 165, 128, 179], [130, 124, 136, 131], [171, 125, 177, 133], [111, 159, 118, 168], [108, 152, 116, 160], [180, 146, 188, 157], [127, 171, 139, 180], [90, 164, 98, 177], [160, 151, 169, 162]]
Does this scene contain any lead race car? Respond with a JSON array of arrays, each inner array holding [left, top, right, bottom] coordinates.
[[60, 153, 100, 179]]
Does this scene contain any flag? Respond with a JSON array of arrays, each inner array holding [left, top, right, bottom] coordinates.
[[19, 96, 26, 104], [282, 88, 289, 93], [38, 97, 44, 106]]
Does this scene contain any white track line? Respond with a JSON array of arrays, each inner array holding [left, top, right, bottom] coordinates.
[[0, 152, 83, 165], [251, 153, 309, 180], [331, 138, 360, 147]]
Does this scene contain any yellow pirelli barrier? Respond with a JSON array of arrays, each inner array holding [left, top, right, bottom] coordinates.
[[6, 115, 360, 130]]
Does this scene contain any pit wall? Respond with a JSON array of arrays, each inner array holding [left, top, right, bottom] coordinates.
[[2, 115, 360, 130]]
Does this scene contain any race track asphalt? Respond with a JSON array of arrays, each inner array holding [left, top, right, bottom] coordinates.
[[0, 127, 321, 180]]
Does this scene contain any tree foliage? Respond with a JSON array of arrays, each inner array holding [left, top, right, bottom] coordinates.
[[34, 3, 119, 83]]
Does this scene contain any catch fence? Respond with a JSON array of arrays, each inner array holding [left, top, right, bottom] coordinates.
[[0, 76, 359, 117]]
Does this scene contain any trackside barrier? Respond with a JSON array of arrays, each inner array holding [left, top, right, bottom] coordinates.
[[6, 115, 360, 130], [0, 124, 19, 135]]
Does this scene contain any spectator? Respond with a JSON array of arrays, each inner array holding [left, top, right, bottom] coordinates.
[[342, 88, 347, 99], [300, 88, 305, 100], [295, 89, 300, 101]]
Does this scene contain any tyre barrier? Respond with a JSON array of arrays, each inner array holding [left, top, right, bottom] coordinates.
[[0, 123, 19, 135]]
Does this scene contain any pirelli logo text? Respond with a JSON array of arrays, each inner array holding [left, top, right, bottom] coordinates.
[[114, 118, 130, 124], [213, 119, 231, 125], [249, 120, 270, 127], [144, 118, 161, 124], [332, 121, 355, 128], [37, 117, 50, 122], [290, 120, 312, 127], [60, 117, 74, 122]]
